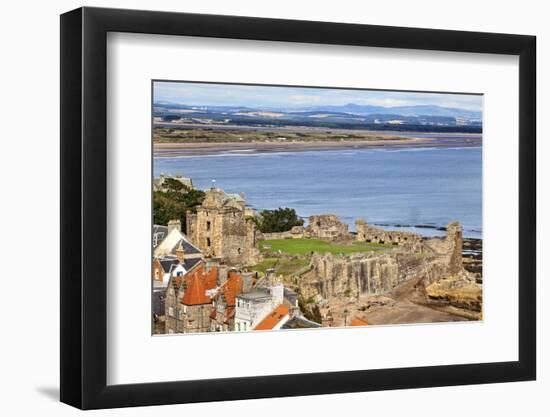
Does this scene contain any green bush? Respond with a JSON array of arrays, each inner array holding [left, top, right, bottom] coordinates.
[[255, 207, 304, 233]]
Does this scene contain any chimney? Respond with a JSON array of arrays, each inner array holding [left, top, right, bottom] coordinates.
[[167, 219, 181, 234], [218, 265, 229, 286], [241, 272, 254, 293], [175, 240, 185, 263]]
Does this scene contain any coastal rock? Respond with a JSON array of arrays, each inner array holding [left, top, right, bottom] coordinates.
[[425, 275, 482, 312]]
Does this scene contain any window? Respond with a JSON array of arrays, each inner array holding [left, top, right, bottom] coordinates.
[[176, 271, 183, 276], [168, 307, 174, 316], [207, 237, 211, 247], [237, 322, 241, 331], [206, 221, 211, 231]]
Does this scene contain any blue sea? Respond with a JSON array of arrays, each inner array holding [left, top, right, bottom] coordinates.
[[154, 146, 482, 239]]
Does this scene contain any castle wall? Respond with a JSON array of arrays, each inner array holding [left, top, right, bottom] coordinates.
[[355, 219, 422, 248], [300, 222, 464, 300], [305, 215, 349, 241]]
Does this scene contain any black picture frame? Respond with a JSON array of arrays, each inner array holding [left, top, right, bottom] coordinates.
[[60, 6, 536, 410]]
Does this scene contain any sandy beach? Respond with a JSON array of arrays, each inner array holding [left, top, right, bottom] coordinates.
[[154, 135, 481, 157]]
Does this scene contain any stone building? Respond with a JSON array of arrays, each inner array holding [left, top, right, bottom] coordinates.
[[234, 280, 285, 332], [153, 220, 202, 260], [355, 219, 422, 248], [153, 173, 193, 192], [152, 224, 168, 248], [209, 270, 254, 332], [165, 262, 218, 334], [186, 187, 260, 265], [305, 214, 349, 241]]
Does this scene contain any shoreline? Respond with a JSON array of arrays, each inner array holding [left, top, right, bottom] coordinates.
[[154, 136, 481, 157]]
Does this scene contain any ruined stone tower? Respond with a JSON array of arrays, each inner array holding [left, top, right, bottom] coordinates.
[[186, 187, 260, 265]]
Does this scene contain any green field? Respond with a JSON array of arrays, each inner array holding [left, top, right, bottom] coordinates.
[[259, 238, 394, 256], [250, 257, 311, 281]]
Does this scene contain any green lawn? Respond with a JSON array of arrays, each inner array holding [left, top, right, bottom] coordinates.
[[250, 256, 311, 279], [259, 238, 394, 256]]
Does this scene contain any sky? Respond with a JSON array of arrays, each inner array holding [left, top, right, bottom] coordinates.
[[153, 81, 483, 111]]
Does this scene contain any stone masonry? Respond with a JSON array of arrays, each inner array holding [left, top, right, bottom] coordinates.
[[186, 187, 260, 265], [299, 221, 466, 300], [355, 219, 422, 249], [305, 214, 349, 241]]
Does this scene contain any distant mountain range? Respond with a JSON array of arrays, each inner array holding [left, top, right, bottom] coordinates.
[[303, 103, 481, 119], [155, 101, 481, 119], [153, 101, 482, 132]]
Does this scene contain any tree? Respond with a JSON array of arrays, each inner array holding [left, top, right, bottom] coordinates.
[[153, 188, 205, 233], [255, 207, 304, 233]]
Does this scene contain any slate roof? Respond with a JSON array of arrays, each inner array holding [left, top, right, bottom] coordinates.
[[183, 257, 201, 271], [176, 237, 201, 255], [159, 257, 180, 274], [281, 316, 322, 329], [152, 224, 168, 248]]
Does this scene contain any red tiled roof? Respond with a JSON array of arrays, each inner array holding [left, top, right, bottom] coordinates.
[[350, 316, 369, 326], [181, 265, 218, 306], [253, 304, 289, 331], [223, 272, 243, 307]]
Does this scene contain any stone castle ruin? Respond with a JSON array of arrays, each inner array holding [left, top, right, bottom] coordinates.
[[355, 219, 422, 249], [305, 214, 349, 241], [299, 221, 468, 300], [186, 187, 260, 265]]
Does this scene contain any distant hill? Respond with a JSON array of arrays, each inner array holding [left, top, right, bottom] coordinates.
[[305, 103, 481, 119], [152, 101, 482, 133]]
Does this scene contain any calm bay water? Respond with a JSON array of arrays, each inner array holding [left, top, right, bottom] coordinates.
[[154, 146, 482, 238]]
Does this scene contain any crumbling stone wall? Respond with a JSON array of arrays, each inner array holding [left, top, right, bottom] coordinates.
[[260, 226, 305, 240], [305, 214, 349, 241], [300, 221, 465, 300], [423, 221, 463, 275], [355, 219, 422, 249]]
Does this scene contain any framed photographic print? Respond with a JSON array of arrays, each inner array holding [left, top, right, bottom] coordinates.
[[60, 6, 536, 410]]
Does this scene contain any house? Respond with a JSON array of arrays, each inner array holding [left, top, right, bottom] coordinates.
[[153, 224, 168, 248], [253, 304, 290, 331], [281, 316, 322, 329], [153, 220, 202, 260], [153, 173, 193, 192], [152, 254, 201, 285], [209, 271, 249, 332], [165, 262, 218, 334], [234, 280, 284, 332]]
